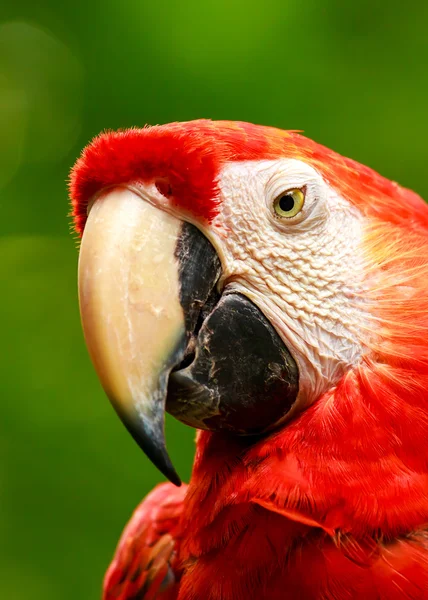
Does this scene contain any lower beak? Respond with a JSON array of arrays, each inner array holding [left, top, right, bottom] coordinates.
[[78, 187, 220, 485]]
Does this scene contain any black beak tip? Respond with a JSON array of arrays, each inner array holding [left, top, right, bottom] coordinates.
[[134, 429, 182, 486], [148, 444, 182, 487], [162, 461, 182, 487], [122, 412, 182, 487]]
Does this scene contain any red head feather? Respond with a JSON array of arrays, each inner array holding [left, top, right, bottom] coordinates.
[[70, 120, 428, 235]]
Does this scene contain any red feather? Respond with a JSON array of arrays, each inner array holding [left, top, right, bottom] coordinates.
[[70, 120, 428, 235], [103, 483, 187, 600]]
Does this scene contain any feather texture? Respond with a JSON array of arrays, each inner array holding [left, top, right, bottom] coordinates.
[[70, 120, 428, 234], [103, 483, 187, 600]]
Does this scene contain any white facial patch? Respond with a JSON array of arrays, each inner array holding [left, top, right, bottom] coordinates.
[[206, 159, 369, 409]]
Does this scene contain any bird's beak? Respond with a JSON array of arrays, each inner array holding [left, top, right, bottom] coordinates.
[[78, 187, 220, 485], [78, 186, 299, 485]]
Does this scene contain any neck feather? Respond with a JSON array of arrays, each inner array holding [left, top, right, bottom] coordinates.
[[184, 361, 428, 544]]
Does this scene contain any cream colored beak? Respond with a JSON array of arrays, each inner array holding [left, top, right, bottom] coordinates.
[[78, 187, 186, 484]]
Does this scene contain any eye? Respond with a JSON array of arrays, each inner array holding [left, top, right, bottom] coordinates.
[[273, 188, 305, 218]]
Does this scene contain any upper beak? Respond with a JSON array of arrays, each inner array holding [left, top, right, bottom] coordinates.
[[78, 187, 220, 485]]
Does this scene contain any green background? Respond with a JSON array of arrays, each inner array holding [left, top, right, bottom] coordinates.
[[1, 2, 427, 598]]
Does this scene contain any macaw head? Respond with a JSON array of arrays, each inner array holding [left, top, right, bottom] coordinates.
[[70, 120, 428, 485]]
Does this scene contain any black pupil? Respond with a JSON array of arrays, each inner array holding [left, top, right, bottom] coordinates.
[[279, 194, 295, 213]]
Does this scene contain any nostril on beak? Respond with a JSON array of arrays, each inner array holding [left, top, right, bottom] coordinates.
[[155, 179, 173, 198]]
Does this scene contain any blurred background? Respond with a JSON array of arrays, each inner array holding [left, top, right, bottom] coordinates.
[[1, 1, 427, 598]]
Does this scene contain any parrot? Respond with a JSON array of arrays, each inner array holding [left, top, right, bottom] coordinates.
[[70, 120, 428, 599]]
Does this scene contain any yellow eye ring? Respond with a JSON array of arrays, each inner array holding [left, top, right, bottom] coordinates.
[[273, 188, 305, 218]]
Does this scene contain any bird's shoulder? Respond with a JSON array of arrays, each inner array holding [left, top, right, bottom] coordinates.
[[103, 482, 188, 600]]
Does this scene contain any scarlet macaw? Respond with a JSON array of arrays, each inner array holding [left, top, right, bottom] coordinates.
[[70, 120, 428, 599]]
